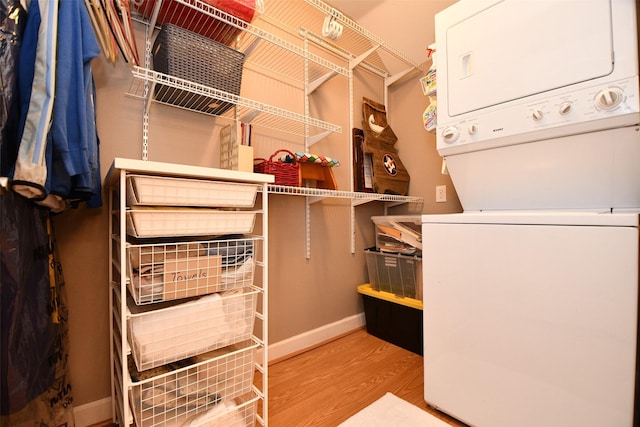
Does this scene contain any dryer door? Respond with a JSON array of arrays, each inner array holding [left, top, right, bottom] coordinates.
[[442, 0, 613, 117]]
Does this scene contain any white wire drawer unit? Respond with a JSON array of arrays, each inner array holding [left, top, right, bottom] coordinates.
[[106, 157, 273, 427]]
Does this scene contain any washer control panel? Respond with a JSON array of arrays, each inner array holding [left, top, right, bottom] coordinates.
[[437, 77, 640, 154]]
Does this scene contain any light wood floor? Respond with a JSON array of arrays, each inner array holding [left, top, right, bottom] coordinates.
[[267, 328, 465, 427], [91, 328, 466, 426]]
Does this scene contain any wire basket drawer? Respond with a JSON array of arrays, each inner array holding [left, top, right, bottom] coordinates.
[[129, 340, 257, 427], [127, 175, 259, 207], [153, 24, 245, 115], [184, 393, 258, 427], [128, 237, 257, 304], [128, 288, 258, 371], [126, 208, 256, 238]]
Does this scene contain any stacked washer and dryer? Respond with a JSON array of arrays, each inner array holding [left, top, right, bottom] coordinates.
[[422, 1, 640, 426]]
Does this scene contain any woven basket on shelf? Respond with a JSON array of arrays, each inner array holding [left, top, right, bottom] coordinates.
[[254, 149, 299, 187], [152, 24, 245, 115]]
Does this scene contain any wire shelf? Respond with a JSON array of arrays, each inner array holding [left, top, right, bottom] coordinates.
[[267, 184, 424, 204], [132, 0, 350, 83], [261, 0, 422, 77], [127, 66, 342, 137], [304, 0, 420, 70]]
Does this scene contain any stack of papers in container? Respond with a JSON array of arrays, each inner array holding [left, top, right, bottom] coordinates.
[[372, 216, 422, 255]]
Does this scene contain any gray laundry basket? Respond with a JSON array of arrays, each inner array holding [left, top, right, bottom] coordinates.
[[152, 24, 245, 115]]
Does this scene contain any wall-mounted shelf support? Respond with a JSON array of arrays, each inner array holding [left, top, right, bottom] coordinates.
[[305, 193, 348, 258], [146, 0, 162, 31], [307, 71, 337, 94], [243, 37, 261, 59], [386, 67, 419, 88], [383, 201, 409, 214], [305, 197, 312, 258], [349, 44, 381, 71], [240, 110, 262, 123], [307, 195, 327, 204], [352, 198, 374, 207], [307, 130, 332, 147], [142, 104, 150, 161]]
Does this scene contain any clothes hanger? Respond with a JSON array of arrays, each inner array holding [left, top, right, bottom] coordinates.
[[115, 0, 140, 65], [85, 0, 118, 63], [84, 0, 115, 63], [103, 0, 135, 64]]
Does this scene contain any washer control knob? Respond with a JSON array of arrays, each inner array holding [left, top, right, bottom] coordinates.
[[595, 88, 624, 110], [468, 124, 478, 135], [442, 126, 460, 143], [532, 109, 544, 121], [559, 101, 572, 115]]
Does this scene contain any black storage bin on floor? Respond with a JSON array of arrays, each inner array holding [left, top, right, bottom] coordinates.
[[152, 24, 245, 115], [358, 284, 423, 355]]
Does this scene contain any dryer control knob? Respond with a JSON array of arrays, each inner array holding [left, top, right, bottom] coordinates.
[[442, 126, 460, 143], [468, 124, 478, 135], [532, 109, 544, 121], [559, 101, 572, 115], [595, 88, 624, 110]]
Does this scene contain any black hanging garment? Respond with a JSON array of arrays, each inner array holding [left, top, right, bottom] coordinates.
[[0, 0, 24, 173]]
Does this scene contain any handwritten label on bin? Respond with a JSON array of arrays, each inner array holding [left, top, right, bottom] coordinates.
[[163, 255, 222, 299]]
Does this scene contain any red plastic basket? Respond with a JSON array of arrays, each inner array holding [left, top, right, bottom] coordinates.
[[135, 0, 257, 46], [254, 150, 299, 186]]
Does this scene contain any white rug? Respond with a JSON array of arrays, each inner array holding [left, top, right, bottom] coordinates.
[[338, 392, 452, 427]]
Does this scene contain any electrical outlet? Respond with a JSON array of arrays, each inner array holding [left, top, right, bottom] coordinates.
[[436, 185, 447, 203]]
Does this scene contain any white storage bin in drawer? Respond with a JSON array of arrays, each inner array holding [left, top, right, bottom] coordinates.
[[129, 340, 257, 427], [126, 208, 256, 238], [128, 288, 258, 371], [127, 174, 259, 207], [128, 237, 257, 304]]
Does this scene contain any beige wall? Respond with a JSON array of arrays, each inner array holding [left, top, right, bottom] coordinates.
[[389, 69, 462, 214], [50, 25, 461, 410]]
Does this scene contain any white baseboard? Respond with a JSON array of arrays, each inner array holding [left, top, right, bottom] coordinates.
[[73, 396, 111, 427], [267, 313, 366, 362], [73, 313, 365, 425]]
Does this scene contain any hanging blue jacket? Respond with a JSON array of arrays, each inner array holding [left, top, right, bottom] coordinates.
[[13, 0, 102, 210], [45, 0, 102, 208], [12, 0, 56, 200]]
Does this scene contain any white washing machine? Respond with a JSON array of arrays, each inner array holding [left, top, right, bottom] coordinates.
[[422, 211, 639, 427]]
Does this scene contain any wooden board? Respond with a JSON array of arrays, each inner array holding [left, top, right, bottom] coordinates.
[[361, 98, 410, 195]]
